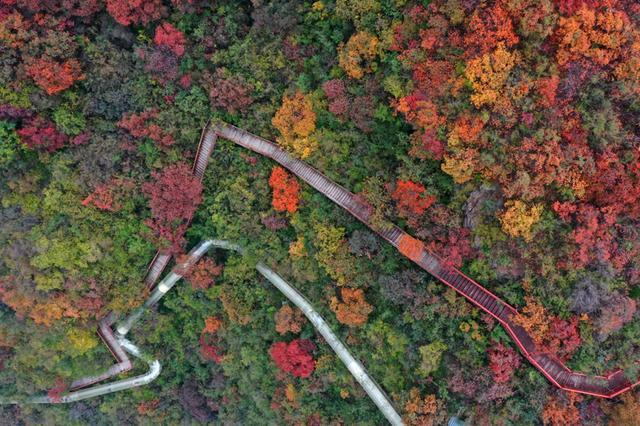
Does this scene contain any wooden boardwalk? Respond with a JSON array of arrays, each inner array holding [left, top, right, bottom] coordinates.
[[45, 118, 636, 403], [68, 314, 132, 391], [184, 122, 638, 398], [140, 121, 638, 398]]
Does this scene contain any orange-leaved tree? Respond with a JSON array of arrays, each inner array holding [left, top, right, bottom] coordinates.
[[338, 31, 379, 79], [200, 316, 224, 363], [605, 392, 640, 425], [512, 296, 550, 344], [182, 257, 223, 290], [556, 7, 631, 67], [541, 393, 581, 426], [463, 3, 519, 55], [202, 316, 222, 334], [464, 42, 519, 109], [269, 166, 300, 213], [274, 304, 305, 335], [398, 234, 426, 263], [404, 387, 439, 426], [392, 179, 436, 218], [329, 288, 373, 327], [25, 58, 84, 95]]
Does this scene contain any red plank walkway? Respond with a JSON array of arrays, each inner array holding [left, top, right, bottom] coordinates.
[[143, 121, 639, 398], [128, 120, 634, 399]]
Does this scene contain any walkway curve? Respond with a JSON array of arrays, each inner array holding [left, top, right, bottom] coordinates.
[[0, 336, 159, 404], [3, 120, 637, 407], [119, 239, 404, 426], [143, 121, 638, 398], [1, 239, 404, 425]]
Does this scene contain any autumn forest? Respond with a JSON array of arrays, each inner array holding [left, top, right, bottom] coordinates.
[[1, 0, 640, 424]]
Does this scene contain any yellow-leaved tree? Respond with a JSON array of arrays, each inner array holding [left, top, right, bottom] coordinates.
[[66, 328, 98, 355], [499, 200, 543, 242], [272, 91, 317, 158], [465, 42, 519, 108], [440, 149, 478, 184]]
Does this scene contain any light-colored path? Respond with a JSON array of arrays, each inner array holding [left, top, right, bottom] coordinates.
[[119, 239, 404, 426], [2, 239, 404, 425]]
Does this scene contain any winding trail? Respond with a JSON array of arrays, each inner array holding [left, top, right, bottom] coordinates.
[[3, 120, 637, 410], [2, 239, 404, 424], [0, 329, 159, 404], [2, 235, 402, 422]]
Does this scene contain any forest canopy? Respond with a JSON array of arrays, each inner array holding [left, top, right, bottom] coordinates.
[[1, 0, 640, 424]]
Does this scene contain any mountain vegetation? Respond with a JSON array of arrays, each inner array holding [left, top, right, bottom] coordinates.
[[1, 0, 640, 424]]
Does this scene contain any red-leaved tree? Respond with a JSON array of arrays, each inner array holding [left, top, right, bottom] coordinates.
[[47, 377, 68, 404], [17, 117, 67, 152], [106, 0, 166, 26], [543, 317, 582, 360], [269, 339, 316, 378], [208, 69, 254, 114], [81, 178, 134, 212], [142, 162, 202, 254], [154, 22, 186, 57], [200, 335, 224, 363], [118, 109, 175, 147], [487, 342, 521, 383], [82, 183, 118, 212], [322, 79, 349, 118]]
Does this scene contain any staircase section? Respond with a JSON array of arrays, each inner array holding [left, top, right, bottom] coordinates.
[[144, 123, 218, 288], [69, 314, 131, 390], [193, 124, 218, 180], [144, 252, 172, 288]]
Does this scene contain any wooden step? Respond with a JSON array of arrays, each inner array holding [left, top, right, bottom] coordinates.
[[466, 286, 481, 300], [447, 275, 462, 290], [459, 280, 473, 294], [480, 294, 495, 309], [453, 275, 466, 288]]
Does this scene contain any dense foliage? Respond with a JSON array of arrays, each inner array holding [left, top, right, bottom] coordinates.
[[1, 0, 639, 424]]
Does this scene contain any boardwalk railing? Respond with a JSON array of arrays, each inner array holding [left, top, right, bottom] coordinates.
[[0, 334, 159, 404], [68, 314, 132, 391]]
